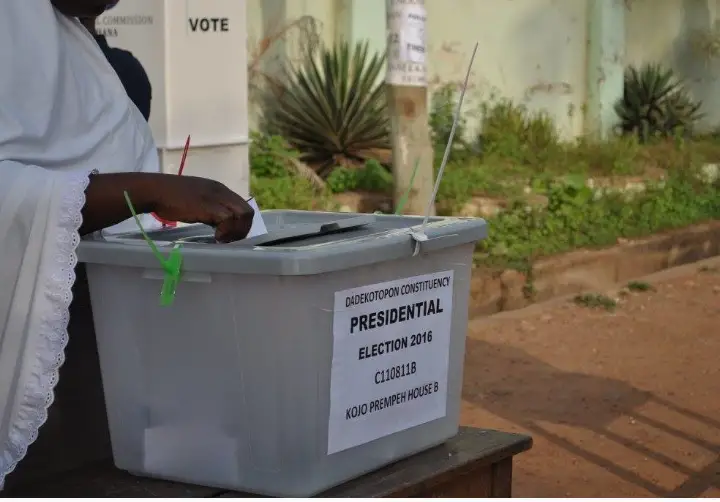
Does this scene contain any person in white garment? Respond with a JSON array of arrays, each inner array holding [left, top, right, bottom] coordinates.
[[0, 0, 254, 487]]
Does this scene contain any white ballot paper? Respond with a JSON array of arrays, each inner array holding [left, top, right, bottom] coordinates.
[[175, 199, 266, 236], [246, 197, 268, 238]]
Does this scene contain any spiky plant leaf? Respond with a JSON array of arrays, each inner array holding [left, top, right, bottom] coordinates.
[[615, 63, 703, 141], [263, 41, 391, 177]]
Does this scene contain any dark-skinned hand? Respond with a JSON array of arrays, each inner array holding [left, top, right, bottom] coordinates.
[[151, 176, 255, 243], [81, 173, 255, 242]]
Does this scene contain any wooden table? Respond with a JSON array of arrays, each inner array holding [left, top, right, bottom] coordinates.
[[7, 427, 531, 498]]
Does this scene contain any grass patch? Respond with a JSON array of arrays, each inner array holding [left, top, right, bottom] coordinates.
[[248, 90, 720, 281], [476, 168, 720, 268], [325, 160, 393, 194], [574, 293, 618, 312], [249, 133, 333, 211], [427, 88, 720, 211], [249, 128, 720, 274], [627, 281, 654, 292], [433, 135, 720, 207]]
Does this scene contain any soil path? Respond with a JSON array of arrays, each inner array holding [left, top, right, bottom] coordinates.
[[461, 258, 720, 497]]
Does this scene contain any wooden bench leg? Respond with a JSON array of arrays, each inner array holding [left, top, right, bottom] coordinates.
[[491, 458, 513, 497]]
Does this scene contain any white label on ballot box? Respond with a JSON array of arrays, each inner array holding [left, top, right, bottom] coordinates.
[[328, 270, 454, 454]]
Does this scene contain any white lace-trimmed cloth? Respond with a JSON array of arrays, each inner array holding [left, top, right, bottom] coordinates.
[[0, 0, 161, 486]]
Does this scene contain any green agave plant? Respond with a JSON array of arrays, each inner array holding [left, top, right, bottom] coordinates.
[[615, 64, 703, 142], [262, 41, 391, 177]]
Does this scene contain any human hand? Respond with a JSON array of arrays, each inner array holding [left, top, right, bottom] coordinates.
[[151, 176, 254, 243]]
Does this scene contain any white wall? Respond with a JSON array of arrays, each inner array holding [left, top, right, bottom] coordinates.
[[425, 0, 588, 139], [245, 0, 337, 128], [244, 0, 720, 138]]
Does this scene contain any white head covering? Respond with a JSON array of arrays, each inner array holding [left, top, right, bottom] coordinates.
[[0, 0, 161, 485]]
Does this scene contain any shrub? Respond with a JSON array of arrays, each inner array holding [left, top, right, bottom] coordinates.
[[429, 84, 468, 150], [615, 64, 703, 141], [478, 167, 720, 268], [478, 99, 559, 165], [326, 159, 393, 193], [261, 40, 390, 177], [249, 132, 329, 210], [250, 174, 328, 211]]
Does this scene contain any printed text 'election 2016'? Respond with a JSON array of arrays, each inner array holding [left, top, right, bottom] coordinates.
[[328, 271, 455, 454]]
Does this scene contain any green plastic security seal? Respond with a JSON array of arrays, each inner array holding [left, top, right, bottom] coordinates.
[[123, 191, 183, 306]]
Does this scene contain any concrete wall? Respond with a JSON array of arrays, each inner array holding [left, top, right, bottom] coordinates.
[[425, 0, 588, 139], [245, 0, 337, 127], [245, 0, 720, 137], [626, 0, 720, 130]]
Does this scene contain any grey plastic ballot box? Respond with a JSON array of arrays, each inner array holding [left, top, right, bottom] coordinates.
[[77, 210, 487, 496]]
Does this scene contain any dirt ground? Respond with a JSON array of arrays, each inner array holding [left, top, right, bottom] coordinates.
[[461, 258, 720, 497]]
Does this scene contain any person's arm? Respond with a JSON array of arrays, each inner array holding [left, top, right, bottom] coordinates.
[[78, 171, 255, 242], [132, 57, 152, 121], [106, 48, 152, 121], [79, 172, 161, 235]]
